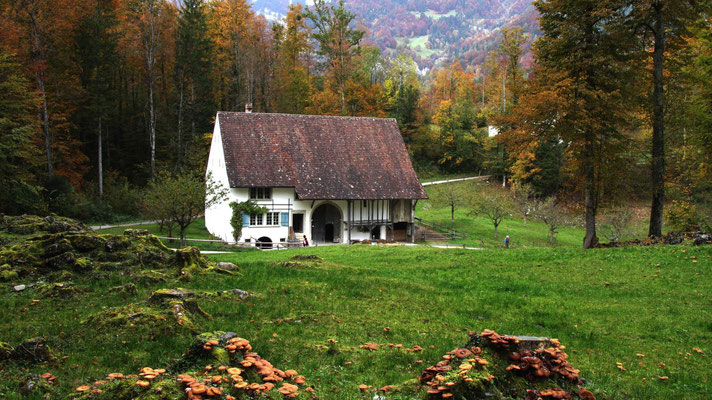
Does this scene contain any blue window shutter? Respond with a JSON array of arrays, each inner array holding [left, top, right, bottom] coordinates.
[[242, 214, 249, 227], [281, 213, 289, 226]]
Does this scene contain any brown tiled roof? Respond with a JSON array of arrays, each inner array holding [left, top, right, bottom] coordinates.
[[218, 112, 427, 200]]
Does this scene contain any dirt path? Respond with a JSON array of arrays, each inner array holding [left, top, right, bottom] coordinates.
[[421, 175, 489, 186], [90, 220, 160, 230]]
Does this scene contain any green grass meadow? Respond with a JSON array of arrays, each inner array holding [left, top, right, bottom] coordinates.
[[1, 244, 710, 399], [416, 180, 651, 249]]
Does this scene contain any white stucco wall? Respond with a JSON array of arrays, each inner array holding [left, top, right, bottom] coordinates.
[[205, 116, 234, 242]]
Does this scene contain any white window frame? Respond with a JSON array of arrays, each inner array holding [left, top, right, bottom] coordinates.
[[249, 213, 263, 226], [249, 187, 272, 200], [266, 212, 280, 226]]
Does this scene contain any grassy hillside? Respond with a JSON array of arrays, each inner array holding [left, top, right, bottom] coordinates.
[[415, 180, 651, 248], [1, 239, 710, 399]]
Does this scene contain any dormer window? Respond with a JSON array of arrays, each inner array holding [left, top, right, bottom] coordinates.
[[250, 187, 271, 200]]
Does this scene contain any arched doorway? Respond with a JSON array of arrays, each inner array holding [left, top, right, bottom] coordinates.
[[311, 203, 342, 243], [256, 236, 272, 249]]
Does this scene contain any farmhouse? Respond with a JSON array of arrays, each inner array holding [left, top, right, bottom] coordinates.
[[205, 111, 427, 247]]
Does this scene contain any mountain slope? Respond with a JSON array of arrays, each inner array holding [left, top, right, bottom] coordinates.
[[251, 0, 540, 70]]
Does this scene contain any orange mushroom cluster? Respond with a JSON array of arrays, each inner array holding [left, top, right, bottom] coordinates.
[[40, 372, 57, 384], [481, 329, 520, 348], [359, 342, 380, 351], [527, 387, 572, 399], [177, 374, 224, 400], [73, 335, 311, 400], [418, 330, 593, 400]]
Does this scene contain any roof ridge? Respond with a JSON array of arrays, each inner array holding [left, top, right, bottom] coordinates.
[[217, 111, 396, 122]]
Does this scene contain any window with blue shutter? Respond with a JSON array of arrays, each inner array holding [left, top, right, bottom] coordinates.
[[281, 213, 289, 226], [241, 214, 249, 227]]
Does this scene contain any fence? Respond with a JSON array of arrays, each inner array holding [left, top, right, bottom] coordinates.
[[156, 236, 305, 251], [413, 217, 467, 241]]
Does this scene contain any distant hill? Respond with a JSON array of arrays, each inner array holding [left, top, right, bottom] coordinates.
[[252, 0, 540, 71]]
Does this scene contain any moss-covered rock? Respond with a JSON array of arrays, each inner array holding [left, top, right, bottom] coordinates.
[[10, 337, 52, 363], [0, 341, 13, 360], [131, 270, 169, 284], [0, 264, 18, 281], [178, 331, 239, 368], [0, 227, 216, 279], [36, 282, 88, 298], [0, 214, 88, 236], [109, 283, 138, 296], [84, 289, 211, 338]]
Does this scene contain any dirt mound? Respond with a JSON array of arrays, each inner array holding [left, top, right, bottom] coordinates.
[[70, 332, 311, 399], [598, 231, 711, 248], [416, 330, 594, 400]]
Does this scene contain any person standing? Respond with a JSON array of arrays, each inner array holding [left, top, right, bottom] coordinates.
[[504, 235, 510, 248]]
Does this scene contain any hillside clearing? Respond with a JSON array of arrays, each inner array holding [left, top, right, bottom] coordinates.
[[1, 241, 710, 399]]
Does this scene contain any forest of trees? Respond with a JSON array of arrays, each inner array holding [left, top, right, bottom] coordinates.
[[1, 0, 710, 246]]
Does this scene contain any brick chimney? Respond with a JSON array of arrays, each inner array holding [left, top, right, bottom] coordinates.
[[245, 103, 253, 113]]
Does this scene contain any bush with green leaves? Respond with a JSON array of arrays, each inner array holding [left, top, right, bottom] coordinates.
[[229, 201, 267, 242], [143, 171, 228, 244]]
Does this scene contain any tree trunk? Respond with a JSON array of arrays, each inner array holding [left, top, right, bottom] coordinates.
[[549, 227, 555, 244], [523, 213, 527, 227], [649, 4, 665, 238], [29, 11, 52, 177], [98, 116, 103, 199], [177, 77, 184, 169], [493, 224, 498, 240], [37, 75, 53, 177], [583, 139, 598, 249], [501, 70, 506, 112], [149, 76, 156, 180], [451, 204, 454, 223]]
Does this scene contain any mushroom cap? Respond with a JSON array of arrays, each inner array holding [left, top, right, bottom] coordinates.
[[453, 348, 472, 358], [135, 380, 150, 387], [76, 385, 91, 392]]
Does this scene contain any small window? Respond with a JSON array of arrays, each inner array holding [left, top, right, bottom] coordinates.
[[280, 238, 286, 242], [266, 212, 280, 226], [363, 200, 368, 207], [250, 187, 272, 200], [244, 239, 250, 243], [250, 213, 263, 226]]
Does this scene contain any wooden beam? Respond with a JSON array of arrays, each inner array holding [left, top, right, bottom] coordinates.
[[347, 200, 352, 244]]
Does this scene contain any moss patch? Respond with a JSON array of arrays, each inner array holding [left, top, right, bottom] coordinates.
[[0, 214, 88, 236], [279, 254, 325, 268], [83, 289, 213, 338], [0, 225, 217, 281], [36, 282, 89, 298]]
